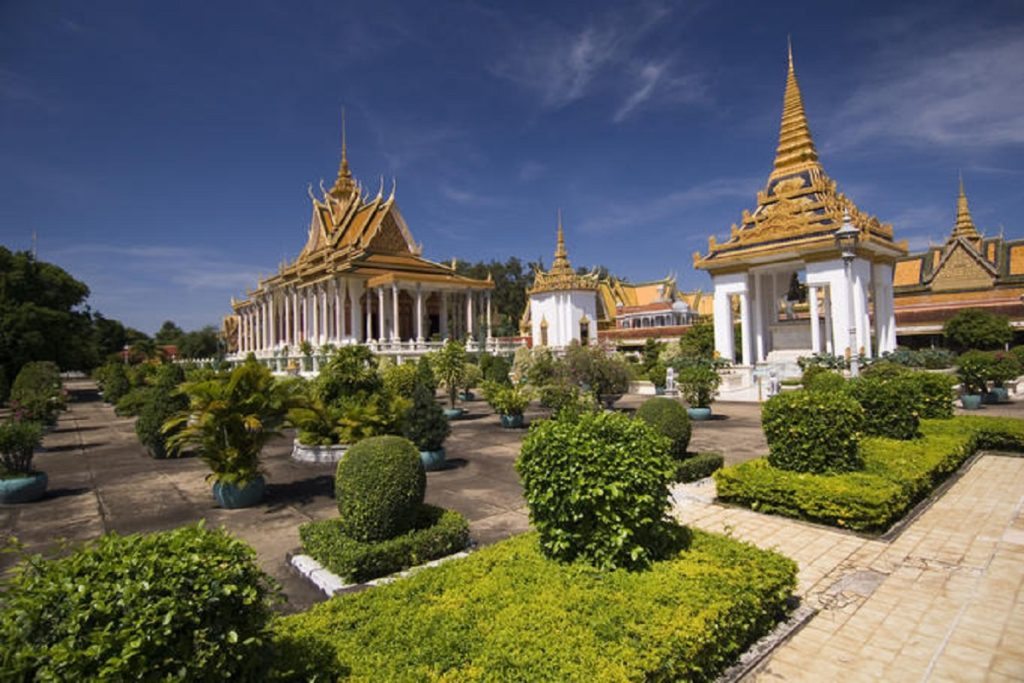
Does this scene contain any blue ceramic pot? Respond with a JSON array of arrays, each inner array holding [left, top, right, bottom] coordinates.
[[960, 394, 982, 410], [654, 387, 666, 396], [212, 476, 265, 509], [458, 391, 475, 402], [443, 408, 465, 420], [500, 413, 524, 429], [687, 407, 713, 421], [420, 448, 446, 471], [0, 472, 47, 504], [991, 387, 1010, 403]]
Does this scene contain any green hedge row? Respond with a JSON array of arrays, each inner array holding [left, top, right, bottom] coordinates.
[[299, 504, 470, 583], [714, 416, 1024, 532], [278, 529, 797, 682], [677, 452, 724, 482]]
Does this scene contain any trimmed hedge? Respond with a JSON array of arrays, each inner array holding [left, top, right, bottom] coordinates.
[[299, 504, 470, 583], [277, 529, 797, 682], [517, 411, 676, 570], [0, 524, 278, 680], [335, 436, 426, 542], [847, 376, 920, 440], [635, 396, 691, 457], [762, 390, 864, 473], [715, 416, 1024, 532], [677, 452, 724, 482]]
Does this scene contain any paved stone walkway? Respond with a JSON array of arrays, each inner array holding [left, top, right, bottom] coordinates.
[[672, 454, 1024, 682]]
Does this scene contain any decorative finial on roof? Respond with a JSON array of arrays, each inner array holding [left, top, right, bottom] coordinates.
[[329, 107, 358, 199], [952, 172, 979, 241], [555, 208, 567, 261], [769, 39, 821, 181]]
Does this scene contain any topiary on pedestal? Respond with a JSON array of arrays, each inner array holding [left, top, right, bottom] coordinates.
[[762, 389, 864, 474], [635, 397, 691, 459], [335, 436, 426, 542]]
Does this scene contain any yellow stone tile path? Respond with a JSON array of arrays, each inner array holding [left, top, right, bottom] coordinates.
[[671, 455, 1024, 682]]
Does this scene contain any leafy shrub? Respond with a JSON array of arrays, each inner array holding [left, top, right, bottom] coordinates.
[[433, 340, 468, 409], [115, 386, 154, 417], [861, 360, 910, 380], [379, 359, 419, 399], [317, 345, 382, 403], [716, 416, 1024, 531], [402, 371, 450, 452], [538, 379, 579, 412], [677, 452, 724, 482], [562, 344, 631, 399], [483, 381, 533, 416], [676, 363, 721, 407], [278, 530, 797, 682], [300, 505, 469, 582], [878, 347, 956, 369], [135, 387, 188, 459], [677, 318, 715, 360], [803, 368, 846, 393], [266, 629, 348, 682], [847, 376, 920, 440], [0, 419, 43, 475], [797, 352, 848, 371], [944, 308, 1013, 351], [460, 362, 483, 394], [98, 362, 130, 405], [989, 351, 1022, 386], [335, 436, 426, 542], [909, 372, 957, 419], [635, 397, 691, 458], [0, 367, 8, 405], [0, 524, 278, 680], [517, 411, 677, 570], [10, 361, 63, 424], [762, 390, 864, 473], [481, 353, 511, 385], [957, 350, 994, 395], [648, 360, 668, 389]]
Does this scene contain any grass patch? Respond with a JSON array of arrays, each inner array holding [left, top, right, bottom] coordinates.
[[300, 504, 469, 583], [714, 416, 1024, 532], [277, 529, 796, 682]]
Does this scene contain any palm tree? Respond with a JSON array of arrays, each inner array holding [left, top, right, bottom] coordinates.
[[164, 360, 301, 485]]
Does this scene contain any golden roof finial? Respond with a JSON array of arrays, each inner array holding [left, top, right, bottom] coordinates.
[[769, 39, 821, 181], [952, 172, 979, 240], [555, 208, 567, 262], [330, 107, 357, 199], [528, 210, 598, 294]]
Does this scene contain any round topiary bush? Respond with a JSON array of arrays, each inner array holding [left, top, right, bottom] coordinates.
[[0, 524, 278, 680], [516, 410, 677, 570], [635, 397, 691, 458], [335, 435, 426, 542], [762, 389, 864, 473], [803, 368, 847, 393]]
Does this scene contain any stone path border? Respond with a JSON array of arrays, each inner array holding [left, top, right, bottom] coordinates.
[[288, 548, 473, 597]]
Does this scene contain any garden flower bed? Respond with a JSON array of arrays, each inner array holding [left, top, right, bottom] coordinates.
[[277, 529, 796, 681], [714, 416, 1024, 532]]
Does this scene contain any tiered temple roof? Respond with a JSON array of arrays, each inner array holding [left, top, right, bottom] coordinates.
[[235, 120, 491, 307], [694, 44, 906, 271]]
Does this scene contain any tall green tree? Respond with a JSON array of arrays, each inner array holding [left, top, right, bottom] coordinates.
[[154, 320, 186, 346], [943, 309, 1013, 351], [0, 247, 98, 379]]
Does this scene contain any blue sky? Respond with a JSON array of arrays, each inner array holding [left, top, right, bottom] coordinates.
[[2, 0, 1023, 334]]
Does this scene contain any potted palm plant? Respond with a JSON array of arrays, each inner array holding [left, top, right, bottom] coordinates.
[[433, 340, 468, 419], [676, 363, 721, 420], [164, 360, 300, 508], [0, 419, 46, 504], [287, 395, 351, 464], [484, 382, 533, 428]]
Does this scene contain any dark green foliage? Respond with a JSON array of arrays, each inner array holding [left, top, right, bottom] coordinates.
[[0, 367, 8, 405], [0, 524, 278, 680], [98, 362, 131, 405], [115, 387, 153, 417], [676, 452, 724, 482], [538, 378, 580, 412], [762, 390, 864, 473], [801, 365, 845, 393], [517, 411, 677, 570], [957, 350, 994, 394], [562, 343, 631, 399], [335, 436, 426, 542], [177, 325, 222, 359], [989, 351, 1022, 386], [433, 340, 468, 409], [266, 630, 348, 682], [10, 361, 63, 424], [847, 376, 920, 440], [943, 308, 1013, 351], [278, 530, 797, 682], [135, 371, 188, 459], [300, 505, 470, 582], [678, 318, 715, 359], [481, 353, 512, 385], [402, 372, 450, 452], [716, 416, 1024, 532], [635, 397, 691, 458], [879, 347, 956, 369], [453, 257, 534, 337], [317, 345, 382, 404], [908, 372, 957, 419], [0, 419, 43, 475], [676, 362, 721, 407], [648, 360, 667, 389], [641, 338, 664, 372]]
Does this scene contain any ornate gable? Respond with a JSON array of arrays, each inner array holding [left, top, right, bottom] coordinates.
[[930, 242, 996, 291]]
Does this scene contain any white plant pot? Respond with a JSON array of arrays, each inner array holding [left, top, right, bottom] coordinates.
[[291, 439, 349, 464]]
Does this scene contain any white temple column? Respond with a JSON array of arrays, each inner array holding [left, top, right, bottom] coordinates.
[[241, 310, 248, 353], [485, 291, 493, 340], [440, 292, 449, 339], [808, 285, 821, 354], [466, 290, 474, 338], [712, 284, 735, 362], [319, 285, 328, 345], [283, 290, 291, 347], [823, 286, 834, 355], [363, 289, 372, 343], [335, 279, 343, 342], [873, 263, 896, 354], [377, 287, 386, 343], [415, 284, 424, 343], [391, 283, 400, 342], [269, 295, 277, 349], [350, 280, 362, 343], [753, 273, 765, 362], [739, 289, 752, 366]]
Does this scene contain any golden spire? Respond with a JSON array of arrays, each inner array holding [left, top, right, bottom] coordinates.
[[769, 40, 821, 180], [330, 107, 357, 199], [554, 208, 568, 263], [951, 173, 979, 240], [528, 210, 599, 293]]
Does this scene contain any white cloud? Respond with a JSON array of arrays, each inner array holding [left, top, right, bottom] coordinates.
[[518, 161, 546, 182], [829, 26, 1024, 150]]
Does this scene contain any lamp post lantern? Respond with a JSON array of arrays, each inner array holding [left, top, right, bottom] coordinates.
[[834, 212, 860, 378]]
